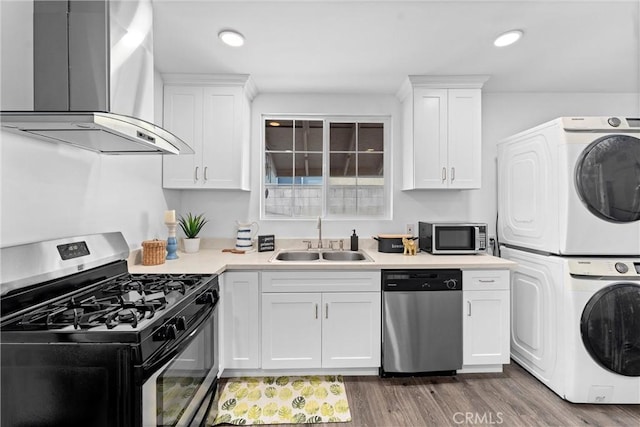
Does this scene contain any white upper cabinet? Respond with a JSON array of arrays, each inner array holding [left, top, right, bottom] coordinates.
[[162, 74, 256, 190], [398, 76, 488, 190]]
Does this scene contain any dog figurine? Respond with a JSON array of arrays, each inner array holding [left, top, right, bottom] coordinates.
[[402, 237, 417, 256]]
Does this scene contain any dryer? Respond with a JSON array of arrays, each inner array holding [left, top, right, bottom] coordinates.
[[502, 246, 640, 403], [498, 116, 640, 256]]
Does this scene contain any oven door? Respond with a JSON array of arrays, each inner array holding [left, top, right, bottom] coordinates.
[[141, 304, 219, 427]]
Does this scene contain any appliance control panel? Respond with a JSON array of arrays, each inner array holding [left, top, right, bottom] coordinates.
[[568, 259, 640, 277]]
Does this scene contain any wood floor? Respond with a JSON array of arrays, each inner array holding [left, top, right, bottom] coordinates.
[[219, 361, 640, 427]]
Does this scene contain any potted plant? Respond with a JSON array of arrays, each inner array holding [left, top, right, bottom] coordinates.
[[178, 213, 208, 253]]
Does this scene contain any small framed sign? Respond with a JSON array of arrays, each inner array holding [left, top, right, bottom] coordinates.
[[258, 234, 275, 252]]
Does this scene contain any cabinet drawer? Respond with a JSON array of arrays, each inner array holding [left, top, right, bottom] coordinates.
[[261, 271, 379, 293], [463, 270, 509, 291]]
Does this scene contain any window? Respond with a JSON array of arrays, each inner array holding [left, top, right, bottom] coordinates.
[[263, 116, 389, 219]]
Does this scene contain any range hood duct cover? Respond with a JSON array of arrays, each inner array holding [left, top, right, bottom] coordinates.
[[0, 0, 193, 155]]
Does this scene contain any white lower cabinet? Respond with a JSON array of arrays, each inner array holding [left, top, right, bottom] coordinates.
[[462, 270, 510, 369], [221, 271, 261, 369], [261, 271, 381, 370]]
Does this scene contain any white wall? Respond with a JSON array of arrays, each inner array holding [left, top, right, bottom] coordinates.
[[179, 91, 640, 242]]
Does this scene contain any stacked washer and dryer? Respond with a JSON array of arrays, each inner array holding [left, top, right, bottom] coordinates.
[[497, 116, 640, 403]]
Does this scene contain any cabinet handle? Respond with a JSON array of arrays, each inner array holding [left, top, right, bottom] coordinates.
[[325, 303, 329, 319], [442, 167, 447, 182], [451, 167, 455, 182], [204, 166, 209, 181], [467, 301, 472, 316], [315, 304, 318, 319], [195, 166, 199, 181], [478, 279, 495, 283]]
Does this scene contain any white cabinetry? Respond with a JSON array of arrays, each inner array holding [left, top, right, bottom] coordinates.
[[261, 271, 381, 370], [462, 270, 510, 370], [221, 271, 260, 370], [398, 76, 488, 190], [162, 74, 256, 190]]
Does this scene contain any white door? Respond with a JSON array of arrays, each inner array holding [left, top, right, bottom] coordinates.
[[261, 293, 322, 369], [321, 292, 381, 368], [222, 272, 260, 369], [413, 88, 448, 189], [447, 89, 481, 189], [201, 86, 243, 189], [463, 290, 510, 366], [162, 85, 202, 188]]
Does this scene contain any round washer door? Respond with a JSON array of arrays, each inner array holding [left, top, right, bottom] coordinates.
[[581, 283, 640, 376], [575, 134, 640, 223]]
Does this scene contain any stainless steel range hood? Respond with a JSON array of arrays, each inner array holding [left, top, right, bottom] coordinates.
[[0, 0, 193, 155]]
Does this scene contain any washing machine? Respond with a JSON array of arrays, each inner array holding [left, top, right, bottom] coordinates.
[[502, 246, 640, 403], [498, 116, 640, 256]]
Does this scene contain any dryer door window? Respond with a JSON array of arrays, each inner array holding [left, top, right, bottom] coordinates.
[[581, 283, 640, 376], [575, 134, 640, 223]]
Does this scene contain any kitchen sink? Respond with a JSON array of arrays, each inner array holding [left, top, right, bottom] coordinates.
[[274, 251, 321, 261], [271, 250, 372, 262], [322, 251, 368, 261]]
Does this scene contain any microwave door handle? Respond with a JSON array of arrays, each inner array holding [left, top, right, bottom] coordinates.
[[475, 226, 481, 250]]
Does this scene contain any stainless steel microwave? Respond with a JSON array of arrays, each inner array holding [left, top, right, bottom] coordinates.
[[418, 222, 487, 254]]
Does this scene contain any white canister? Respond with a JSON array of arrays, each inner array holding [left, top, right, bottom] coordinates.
[[235, 221, 259, 252]]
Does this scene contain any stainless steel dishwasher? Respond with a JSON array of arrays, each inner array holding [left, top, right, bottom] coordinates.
[[381, 269, 462, 376]]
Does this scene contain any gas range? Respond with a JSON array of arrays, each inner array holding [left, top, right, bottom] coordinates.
[[4, 272, 216, 333], [1, 232, 220, 427]]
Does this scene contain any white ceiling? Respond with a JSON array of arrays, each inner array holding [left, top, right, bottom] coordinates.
[[152, 0, 640, 94]]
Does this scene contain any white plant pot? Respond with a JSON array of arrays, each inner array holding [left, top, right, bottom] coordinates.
[[183, 237, 201, 253]]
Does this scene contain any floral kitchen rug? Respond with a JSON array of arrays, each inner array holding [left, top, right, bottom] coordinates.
[[209, 375, 352, 425]]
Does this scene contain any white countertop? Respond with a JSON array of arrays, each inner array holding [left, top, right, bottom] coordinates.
[[128, 241, 516, 275]]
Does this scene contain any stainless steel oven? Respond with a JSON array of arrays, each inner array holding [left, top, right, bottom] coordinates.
[[142, 300, 219, 427], [0, 232, 219, 427]]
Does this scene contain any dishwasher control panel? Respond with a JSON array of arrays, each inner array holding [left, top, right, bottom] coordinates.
[[382, 269, 462, 291]]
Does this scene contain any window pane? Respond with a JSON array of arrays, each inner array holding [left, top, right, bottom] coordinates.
[[357, 185, 384, 216], [330, 123, 356, 151], [357, 152, 383, 177], [293, 185, 322, 217], [358, 123, 383, 152], [265, 120, 293, 151], [328, 185, 357, 216], [329, 153, 356, 178], [264, 184, 293, 217], [294, 120, 323, 151], [295, 153, 323, 178]]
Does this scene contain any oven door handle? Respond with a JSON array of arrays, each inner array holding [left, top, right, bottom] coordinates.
[[140, 304, 217, 382]]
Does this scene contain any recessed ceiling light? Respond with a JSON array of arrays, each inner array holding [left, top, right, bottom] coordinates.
[[494, 30, 524, 47], [218, 30, 245, 47], [269, 121, 281, 127]]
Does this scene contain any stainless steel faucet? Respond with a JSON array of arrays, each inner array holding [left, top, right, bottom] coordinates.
[[317, 217, 323, 249]]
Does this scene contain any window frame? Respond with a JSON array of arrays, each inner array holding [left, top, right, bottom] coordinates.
[[261, 114, 392, 220]]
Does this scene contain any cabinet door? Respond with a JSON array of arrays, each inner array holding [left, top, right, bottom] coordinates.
[[463, 290, 510, 365], [222, 272, 260, 369], [447, 89, 481, 189], [321, 292, 381, 368], [262, 293, 322, 369], [162, 85, 202, 188], [413, 88, 448, 189], [201, 86, 245, 189]]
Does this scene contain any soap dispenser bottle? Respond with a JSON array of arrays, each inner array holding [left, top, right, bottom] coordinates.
[[350, 229, 359, 251]]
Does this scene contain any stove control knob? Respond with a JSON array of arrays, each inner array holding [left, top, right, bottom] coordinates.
[[174, 316, 187, 331], [165, 324, 178, 340], [615, 262, 629, 274]]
